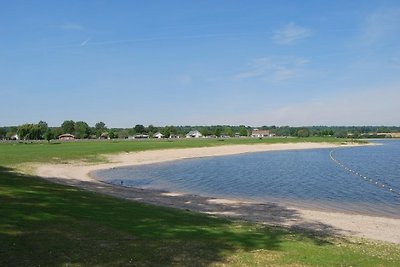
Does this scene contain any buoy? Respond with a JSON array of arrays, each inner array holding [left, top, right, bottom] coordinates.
[[329, 149, 399, 197]]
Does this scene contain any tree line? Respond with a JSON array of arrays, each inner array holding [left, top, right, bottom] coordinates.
[[0, 120, 399, 140]]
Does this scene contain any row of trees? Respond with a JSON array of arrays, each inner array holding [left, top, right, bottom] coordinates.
[[1, 121, 399, 140], [0, 121, 109, 141]]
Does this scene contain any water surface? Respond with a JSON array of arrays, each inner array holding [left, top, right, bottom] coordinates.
[[94, 140, 400, 218]]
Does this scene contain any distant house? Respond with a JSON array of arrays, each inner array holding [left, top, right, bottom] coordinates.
[[251, 129, 271, 138], [186, 130, 203, 138], [169, 134, 180, 139], [59, 133, 75, 140], [10, 134, 19, 140], [134, 134, 149, 139], [100, 132, 110, 139], [381, 132, 400, 138], [153, 132, 164, 139]]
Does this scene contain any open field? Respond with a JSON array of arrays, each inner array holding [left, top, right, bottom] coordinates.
[[1, 138, 399, 266]]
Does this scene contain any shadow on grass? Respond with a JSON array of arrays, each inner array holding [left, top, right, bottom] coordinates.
[[0, 166, 342, 266]]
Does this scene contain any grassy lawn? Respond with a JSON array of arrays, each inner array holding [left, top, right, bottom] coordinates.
[[1, 138, 399, 266], [1, 168, 399, 267]]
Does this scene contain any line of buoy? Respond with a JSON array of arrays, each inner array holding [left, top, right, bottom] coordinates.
[[329, 149, 400, 197]]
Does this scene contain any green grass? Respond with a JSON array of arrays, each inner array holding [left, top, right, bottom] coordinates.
[[1, 167, 399, 267], [0, 137, 351, 166], [1, 137, 397, 266]]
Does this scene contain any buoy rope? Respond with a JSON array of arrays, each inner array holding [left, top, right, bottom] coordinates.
[[329, 149, 400, 197]]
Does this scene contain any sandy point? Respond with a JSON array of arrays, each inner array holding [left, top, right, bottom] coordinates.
[[34, 142, 400, 244]]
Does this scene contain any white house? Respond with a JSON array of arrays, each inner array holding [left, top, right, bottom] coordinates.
[[251, 129, 270, 138], [100, 132, 110, 139], [10, 134, 19, 140], [153, 132, 164, 139], [134, 134, 149, 139], [58, 133, 75, 140], [186, 130, 203, 138]]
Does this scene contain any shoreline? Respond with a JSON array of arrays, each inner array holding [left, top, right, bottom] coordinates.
[[34, 142, 400, 244]]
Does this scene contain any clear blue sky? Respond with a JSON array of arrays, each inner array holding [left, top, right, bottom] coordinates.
[[1, 0, 399, 127]]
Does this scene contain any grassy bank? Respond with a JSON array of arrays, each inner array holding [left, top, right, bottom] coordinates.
[[0, 136, 352, 166], [2, 137, 399, 266], [1, 167, 399, 266]]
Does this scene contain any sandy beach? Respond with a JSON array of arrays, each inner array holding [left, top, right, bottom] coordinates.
[[35, 142, 400, 244]]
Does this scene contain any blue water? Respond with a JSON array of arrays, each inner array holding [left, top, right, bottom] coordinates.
[[94, 140, 400, 218]]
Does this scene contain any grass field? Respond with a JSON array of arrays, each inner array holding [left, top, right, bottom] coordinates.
[[1, 137, 399, 266]]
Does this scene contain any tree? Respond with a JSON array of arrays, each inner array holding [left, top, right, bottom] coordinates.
[[147, 125, 157, 135], [61, 120, 75, 134], [223, 126, 234, 137], [95, 121, 106, 129], [239, 126, 248, 136], [17, 124, 32, 140], [321, 129, 334, 136], [376, 126, 390, 133], [168, 126, 177, 135], [334, 130, 347, 138], [31, 124, 44, 139], [161, 127, 171, 138], [38, 121, 48, 133], [95, 122, 107, 137], [108, 130, 117, 139], [52, 127, 63, 139], [44, 129, 55, 142], [134, 124, 146, 134], [17, 123, 43, 140], [200, 128, 210, 137], [275, 126, 291, 137], [289, 128, 298, 137], [5, 127, 17, 140], [0, 128, 6, 139], [161, 126, 177, 138], [297, 128, 310, 138], [213, 127, 222, 137], [74, 121, 90, 139], [116, 129, 129, 139], [352, 131, 361, 138]]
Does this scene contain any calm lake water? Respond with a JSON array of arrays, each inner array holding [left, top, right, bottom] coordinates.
[[94, 140, 400, 218]]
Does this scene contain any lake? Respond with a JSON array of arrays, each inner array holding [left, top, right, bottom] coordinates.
[[94, 140, 400, 218]]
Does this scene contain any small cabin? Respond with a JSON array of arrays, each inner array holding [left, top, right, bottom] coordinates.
[[153, 132, 164, 139], [10, 134, 20, 140], [186, 130, 203, 138], [100, 132, 110, 139], [251, 129, 270, 138], [58, 133, 75, 140]]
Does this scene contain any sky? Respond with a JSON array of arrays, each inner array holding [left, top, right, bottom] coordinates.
[[1, 0, 399, 127]]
